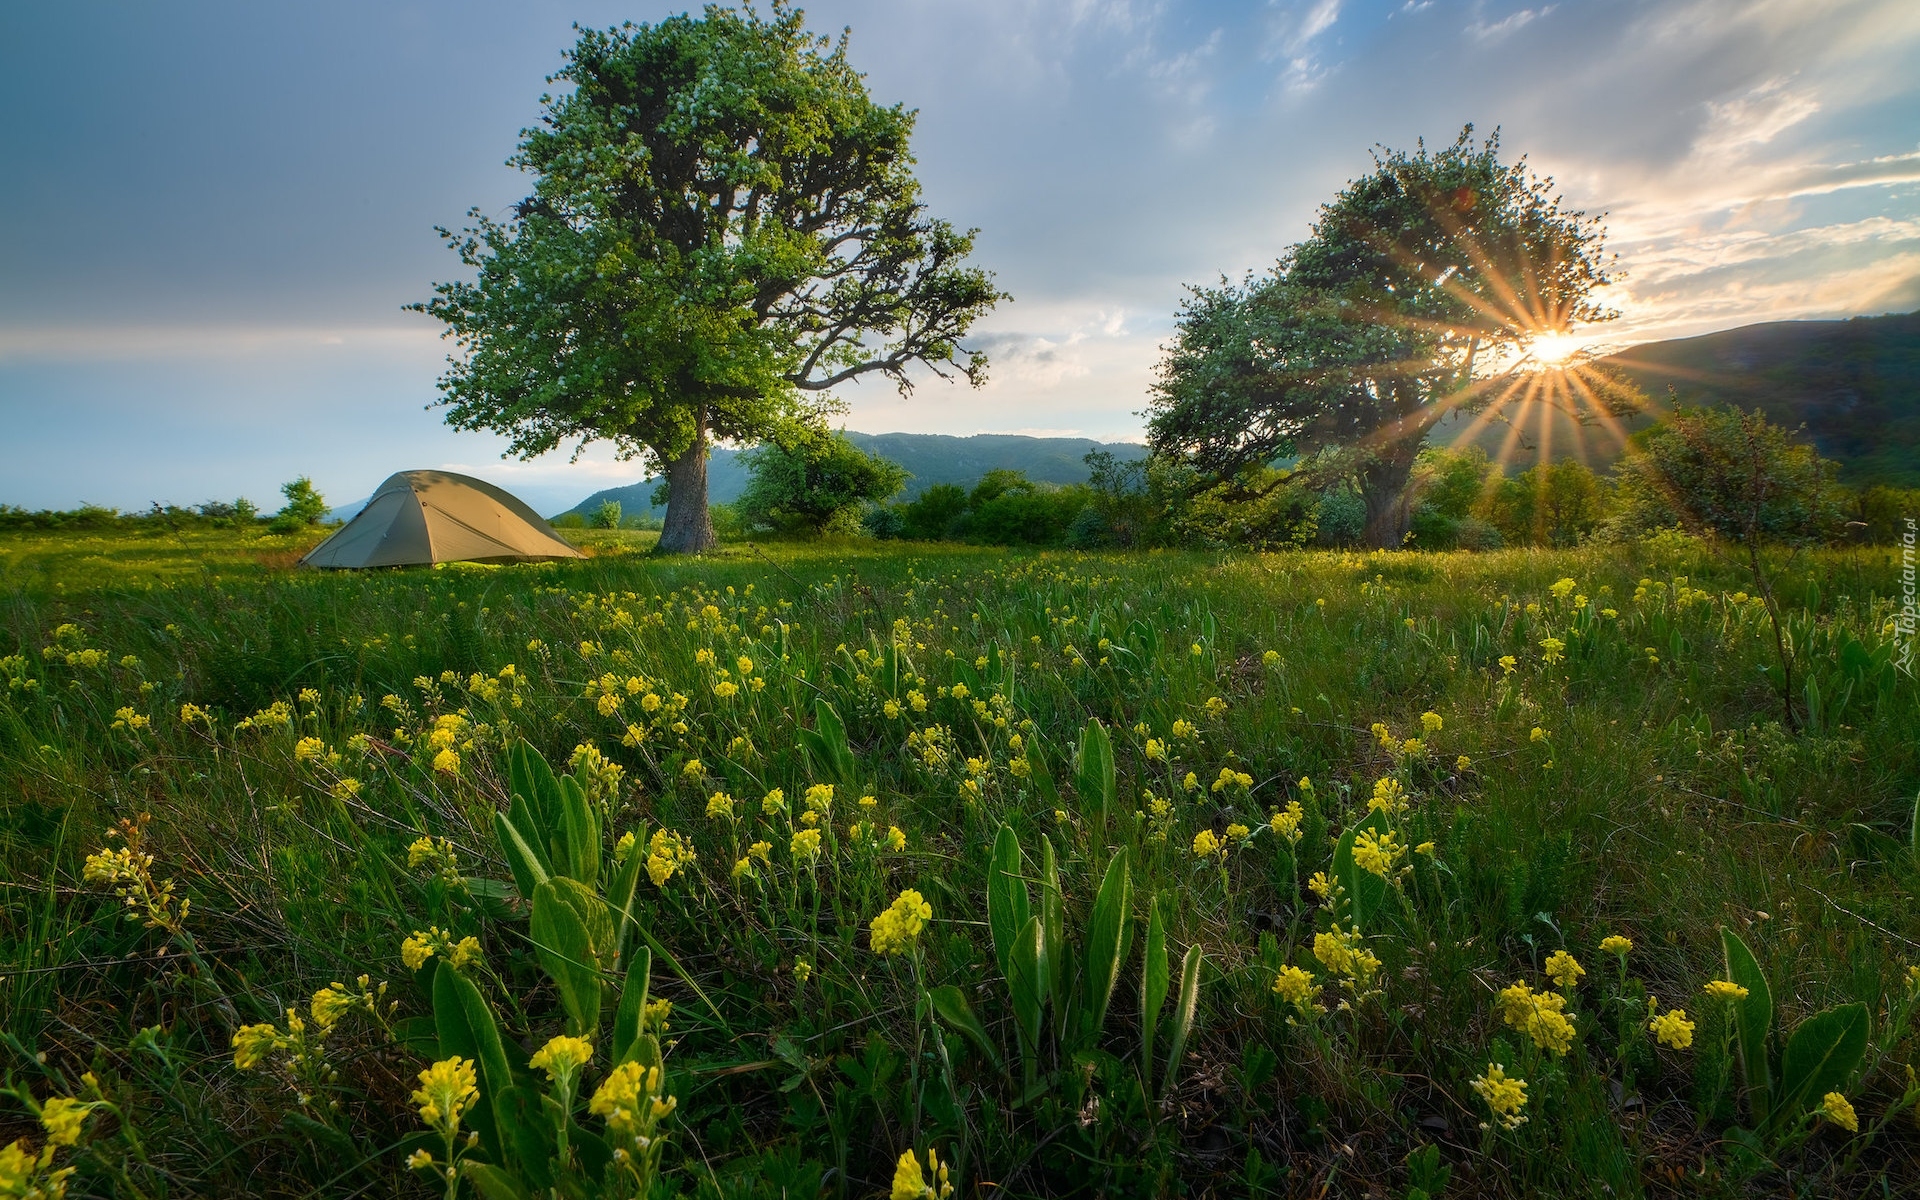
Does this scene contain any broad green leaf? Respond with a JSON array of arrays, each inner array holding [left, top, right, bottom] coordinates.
[[929, 984, 1003, 1073], [509, 740, 561, 841], [1083, 849, 1132, 1040], [461, 1162, 530, 1200], [611, 947, 652, 1068], [987, 824, 1031, 979], [496, 1083, 556, 1190], [1332, 809, 1390, 931], [493, 810, 550, 903], [1076, 719, 1115, 840], [605, 842, 644, 965], [433, 962, 513, 1162], [1007, 915, 1048, 1064], [1911, 789, 1920, 870], [557, 775, 599, 888], [1026, 736, 1062, 813], [531, 878, 609, 1036], [1162, 943, 1203, 1099], [1040, 835, 1070, 1040], [1776, 1002, 1869, 1129], [1721, 928, 1775, 1123], [1140, 894, 1169, 1095], [797, 699, 856, 788]]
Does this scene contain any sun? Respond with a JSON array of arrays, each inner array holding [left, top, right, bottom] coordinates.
[[1525, 332, 1580, 367]]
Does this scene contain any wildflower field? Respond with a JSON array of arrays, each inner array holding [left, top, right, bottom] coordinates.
[[2, 531, 1917, 1198]]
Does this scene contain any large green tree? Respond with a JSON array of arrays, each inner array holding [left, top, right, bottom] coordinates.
[[414, 4, 1004, 552], [1146, 128, 1631, 547]]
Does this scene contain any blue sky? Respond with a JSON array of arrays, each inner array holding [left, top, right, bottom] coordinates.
[[4, 0, 1918, 514]]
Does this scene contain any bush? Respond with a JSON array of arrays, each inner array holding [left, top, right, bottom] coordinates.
[[1315, 487, 1366, 546], [862, 505, 906, 540], [590, 500, 624, 529], [900, 484, 970, 540], [737, 432, 908, 535], [1484, 460, 1611, 547], [1612, 405, 1844, 545], [273, 477, 329, 531]]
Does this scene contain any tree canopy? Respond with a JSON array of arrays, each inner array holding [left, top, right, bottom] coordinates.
[[1146, 127, 1629, 546], [414, 3, 1004, 551]]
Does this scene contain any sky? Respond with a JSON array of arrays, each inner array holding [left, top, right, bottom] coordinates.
[[4, 0, 1918, 514]]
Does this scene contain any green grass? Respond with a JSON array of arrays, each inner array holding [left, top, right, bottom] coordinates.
[[1, 529, 1916, 1197]]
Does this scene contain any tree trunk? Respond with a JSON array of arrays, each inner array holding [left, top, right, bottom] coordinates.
[[1360, 454, 1418, 548], [656, 417, 717, 554]]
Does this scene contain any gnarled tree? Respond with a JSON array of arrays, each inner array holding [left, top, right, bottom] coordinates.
[[1146, 127, 1630, 547], [414, 4, 1004, 552]]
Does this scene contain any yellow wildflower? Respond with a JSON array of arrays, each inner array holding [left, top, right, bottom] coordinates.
[[529, 1035, 594, 1083], [413, 1057, 479, 1134], [791, 828, 822, 861], [1703, 979, 1749, 1002], [1821, 1091, 1858, 1133], [1271, 965, 1317, 1009], [1420, 711, 1442, 733], [870, 889, 933, 956], [232, 1023, 283, 1069], [294, 736, 326, 763], [1545, 950, 1585, 990], [1471, 1062, 1529, 1129], [706, 791, 735, 820], [1191, 829, 1222, 859], [1600, 935, 1632, 956], [1368, 777, 1407, 816], [39, 1097, 90, 1148], [1649, 1004, 1695, 1049], [1352, 829, 1405, 879], [1269, 800, 1304, 842], [1307, 871, 1332, 899], [645, 829, 696, 887], [431, 747, 460, 776]]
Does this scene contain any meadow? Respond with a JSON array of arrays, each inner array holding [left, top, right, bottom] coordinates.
[[1, 527, 1916, 1198]]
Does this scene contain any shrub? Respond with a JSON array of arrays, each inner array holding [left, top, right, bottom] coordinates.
[[737, 432, 908, 535]]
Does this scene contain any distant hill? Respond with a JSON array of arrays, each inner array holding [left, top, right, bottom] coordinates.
[[1439, 310, 1920, 485], [557, 432, 1147, 519]]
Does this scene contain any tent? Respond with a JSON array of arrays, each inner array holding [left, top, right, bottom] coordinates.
[[300, 470, 584, 569]]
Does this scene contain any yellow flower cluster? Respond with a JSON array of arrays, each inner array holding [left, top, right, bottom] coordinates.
[[645, 829, 697, 887], [1600, 934, 1633, 956], [1648, 1003, 1695, 1049], [1271, 964, 1318, 1012], [588, 1061, 676, 1140], [870, 889, 932, 956], [1269, 800, 1304, 843], [401, 927, 482, 972], [1351, 829, 1405, 879], [1312, 926, 1381, 991], [1544, 950, 1585, 990], [412, 1056, 479, 1136], [1496, 981, 1576, 1054], [890, 1147, 954, 1200], [1821, 1091, 1858, 1133], [1702, 979, 1749, 1002], [1367, 777, 1407, 816], [529, 1035, 594, 1083], [1471, 1062, 1529, 1129]]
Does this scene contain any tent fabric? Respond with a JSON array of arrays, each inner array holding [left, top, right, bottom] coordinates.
[[300, 470, 584, 568]]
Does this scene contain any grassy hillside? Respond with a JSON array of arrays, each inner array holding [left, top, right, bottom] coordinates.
[[2, 531, 1916, 1197], [1440, 310, 1920, 483], [1602, 310, 1920, 486], [557, 433, 1147, 520]]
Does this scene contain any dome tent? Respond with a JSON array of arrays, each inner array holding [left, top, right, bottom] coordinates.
[[300, 470, 583, 569]]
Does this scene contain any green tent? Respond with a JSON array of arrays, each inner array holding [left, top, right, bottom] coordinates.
[[300, 470, 583, 568]]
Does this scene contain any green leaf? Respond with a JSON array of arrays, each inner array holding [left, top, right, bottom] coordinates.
[[1161, 943, 1203, 1099], [508, 740, 561, 843], [1911, 789, 1920, 870], [1006, 915, 1048, 1064], [605, 844, 644, 966], [1721, 927, 1775, 1123], [929, 984, 1003, 1073], [496, 1083, 556, 1190], [1332, 809, 1390, 931], [493, 810, 550, 903], [1076, 719, 1115, 841], [1026, 736, 1062, 813], [1775, 1002, 1869, 1129], [987, 824, 1031, 979], [433, 962, 513, 1162], [1040, 835, 1070, 1040], [1083, 849, 1132, 1041], [797, 699, 856, 788], [610, 947, 652, 1068], [1140, 894, 1169, 1095], [530, 878, 611, 1036], [461, 1162, 530, 1200], [556, 775, 599, 888]]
